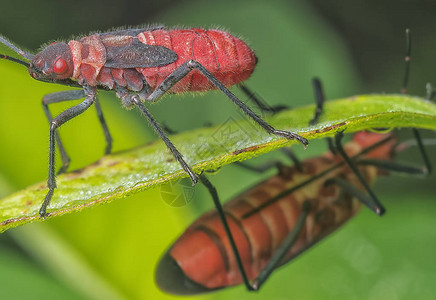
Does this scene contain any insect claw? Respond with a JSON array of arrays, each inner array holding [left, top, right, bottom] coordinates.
[[187, 171, 199, 185], [376, 206, 386, 216], [250, 282, 259, 291], [294, 134, 309, 147], [39, 206, 48, 219], [272, 130, 309, 147]]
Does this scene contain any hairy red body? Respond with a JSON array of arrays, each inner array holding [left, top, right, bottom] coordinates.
[[68, 28, 256, 94]]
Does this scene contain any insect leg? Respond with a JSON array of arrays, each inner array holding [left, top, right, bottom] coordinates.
[[238, 83, 289, 114], [309, 77, 326, 125], [411, 129, 432, 174], [398, 29, 432, 175], [359, 129, 432, 175], [42, 90, 112, 173], [281, 148, 303, 172], [40, 88, 96, 218], [199, 174, 254, 291], [240, 75, 325, 174], [357, 159, 427, 175], [252, 201, 312, 291], [146, 60, 308, 147], [126, 93, 198, 184], [307, 77, 336, 155], [42, 90, 84, 174], [326, 138, 337, 155], [334, 132, 386, 216], [325, 177, 382, 212], [94, 97, 113, 155], [161, 122, 178, 135]]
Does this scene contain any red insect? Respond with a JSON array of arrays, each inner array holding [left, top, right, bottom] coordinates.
[[155, 30, 433, 294], [155, 96, 431, 294], [0, 26, 307, 217], [155, 129, 406, 294]]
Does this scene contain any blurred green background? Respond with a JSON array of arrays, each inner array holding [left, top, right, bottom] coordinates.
[[0, 0, 435, 299]]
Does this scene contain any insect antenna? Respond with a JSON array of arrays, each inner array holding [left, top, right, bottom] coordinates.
[[0, 53, 30, 68], [0, 36, 34, 60], [400, 29, 432, 175], [401, 29, 411, 94]]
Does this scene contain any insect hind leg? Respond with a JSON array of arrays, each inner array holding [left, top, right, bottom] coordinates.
[[334, 132, 386, 216], [145, 60, 308, 147], [117, 87, 198, 184], [238, 83, 289, 114], [359, 129, 432, 176]]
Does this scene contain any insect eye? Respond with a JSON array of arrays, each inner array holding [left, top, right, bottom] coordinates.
[[54, 58, 68, 75]]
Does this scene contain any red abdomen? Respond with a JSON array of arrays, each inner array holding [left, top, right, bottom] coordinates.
[[136, 29, 257, 92], [161, 157, 362, 291]]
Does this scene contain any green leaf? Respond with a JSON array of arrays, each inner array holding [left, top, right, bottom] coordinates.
[[0, 94, 435, 232]]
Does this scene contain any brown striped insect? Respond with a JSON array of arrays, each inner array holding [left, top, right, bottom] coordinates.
[[155, 83, 432, 295], [0, 26, 307, 217]]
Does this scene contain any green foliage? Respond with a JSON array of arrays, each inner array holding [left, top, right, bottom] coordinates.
[[1, 1, 436, 299], [0, 94, 435, 232]]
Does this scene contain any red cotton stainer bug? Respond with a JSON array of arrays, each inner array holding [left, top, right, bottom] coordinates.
[[155, 29, 433, 294], [0, 26, 308, 217], [155, 76, 433, 295]]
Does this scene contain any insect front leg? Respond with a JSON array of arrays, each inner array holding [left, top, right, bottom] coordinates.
[[42, 90, 112, 174], [146, 60, 308, 147], [40, 87, 96, 218]]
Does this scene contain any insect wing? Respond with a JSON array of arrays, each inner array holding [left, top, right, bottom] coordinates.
[[104, 39, 178, 68]]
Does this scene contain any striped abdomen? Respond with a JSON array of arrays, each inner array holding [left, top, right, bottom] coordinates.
[[160, 140, 387, 291], [136, 28, 257, 93]]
